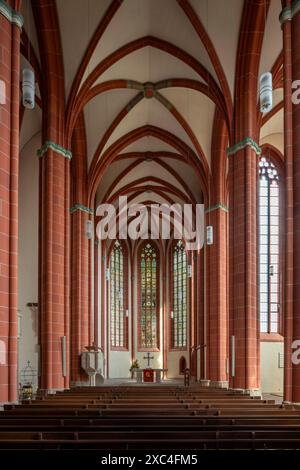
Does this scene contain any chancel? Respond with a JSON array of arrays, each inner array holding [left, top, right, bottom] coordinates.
[[132, 352, 167, 383], [2, 0, 300, 459]]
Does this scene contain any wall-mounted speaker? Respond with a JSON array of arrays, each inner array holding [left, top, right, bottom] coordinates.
[[206, 225, 213, 245], [86, 219, 93, 239], [22, 69, 35, 109]]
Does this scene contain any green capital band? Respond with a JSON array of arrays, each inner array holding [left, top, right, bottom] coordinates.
[[205, 204, 228, 213], [70, 204, 94, 215], [37, 140, 72, 160], [0, 0, 23, 29], [227, 137, 261, 156], [279, 0, 300, 25]]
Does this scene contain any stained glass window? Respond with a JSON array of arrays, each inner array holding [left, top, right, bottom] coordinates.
[[109, 241, 127, 349], [259, 156, 280, 333], [139, 243, 159, 349], [171, 240, 187, 348]]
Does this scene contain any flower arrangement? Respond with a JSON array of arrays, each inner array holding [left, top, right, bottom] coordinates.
[[129, 359, 140, 371]]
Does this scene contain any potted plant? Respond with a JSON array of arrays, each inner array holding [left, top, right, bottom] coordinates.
[[129, 359, 140, 378]]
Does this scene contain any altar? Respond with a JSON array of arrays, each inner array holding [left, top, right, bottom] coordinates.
[[132, 352, 167, 383], [133, 368, 168, 383]]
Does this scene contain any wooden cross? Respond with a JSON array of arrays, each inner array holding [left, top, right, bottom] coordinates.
[[143, 352, 154, 368]]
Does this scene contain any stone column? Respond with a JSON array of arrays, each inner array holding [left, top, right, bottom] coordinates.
[[33, 0, 70, 391], [228, 141, 260, 393], [189, 252, 197, 379], [70, 119, 90, 385], [280, 0, 294, 402], [206, 206, 228, 388], [0, 1, 23, 403], [70, 205, 91, 384], [227, 0, 266, 395], [291, 0, 300, 404], [39, 143, 71, 390], [280, 0, 300, 403]]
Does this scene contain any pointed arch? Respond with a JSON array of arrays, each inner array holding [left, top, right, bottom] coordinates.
[[88, 125, 210, 207]]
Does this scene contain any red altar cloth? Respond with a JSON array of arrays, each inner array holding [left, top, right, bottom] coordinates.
[[143, 368, 154, 382]]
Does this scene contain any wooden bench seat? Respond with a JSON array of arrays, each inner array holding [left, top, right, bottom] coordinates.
[[0, 431, 299, 450], [1, 385, 299, 451]]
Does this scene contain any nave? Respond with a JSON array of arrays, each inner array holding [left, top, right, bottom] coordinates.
[[3, 0, 300, 462], [0, 384, 300, 451]]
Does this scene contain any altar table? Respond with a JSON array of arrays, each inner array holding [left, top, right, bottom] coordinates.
[[133, 368, 168, 383]]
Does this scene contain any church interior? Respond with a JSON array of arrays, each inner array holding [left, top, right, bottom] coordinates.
[[1, 0, 300, 459]]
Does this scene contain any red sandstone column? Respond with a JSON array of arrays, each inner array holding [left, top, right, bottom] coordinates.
[[39, 146, 70, 390], [206, 207, 228, 387], [280, 0, 294, 402], [197, 251, 205, 380], [93, 239, 98, 348], [206, 109, 229, 388], [70, 206, 90, 383], [228, 143, 260, 392], [34, 0, 70, 391], [188, 252, 196, 378], [190, 252, 197, 378], [0, 2, 22, 403], [227, 1, 266, 394], [70, 121, 90, 384], [290, 0, 300, 403]]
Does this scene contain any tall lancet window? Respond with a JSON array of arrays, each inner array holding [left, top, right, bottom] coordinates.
[[109, 241, 128, 349], [171, 240, 187, 349], [138, 242, 159, 350], [259, 156, 280, 333]]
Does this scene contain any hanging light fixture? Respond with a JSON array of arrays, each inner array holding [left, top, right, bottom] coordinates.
[[259, 72, 273, 113], [22, 68, 35, 109]]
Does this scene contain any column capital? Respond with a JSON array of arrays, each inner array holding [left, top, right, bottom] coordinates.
[[70, 203, 94, 215], [227, 137, 261, 156], [37, 140, 72, 160], [0, 0, 23, 29], [205, 203, 228, 214], [280, 1, 300, 26]]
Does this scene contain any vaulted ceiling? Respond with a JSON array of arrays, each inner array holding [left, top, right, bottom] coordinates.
[[20, 0, 283, 210]]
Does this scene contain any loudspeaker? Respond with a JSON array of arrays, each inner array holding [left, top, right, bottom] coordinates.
[[86, 219, 93, 239], [22, 69, 35, 109], [206, 225, 213, 245]]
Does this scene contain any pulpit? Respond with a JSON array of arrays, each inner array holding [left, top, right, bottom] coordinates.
[[81, 343, 104, 386]]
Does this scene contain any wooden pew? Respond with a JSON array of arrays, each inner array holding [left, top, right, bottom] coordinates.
[[1, 385, 300, 450]]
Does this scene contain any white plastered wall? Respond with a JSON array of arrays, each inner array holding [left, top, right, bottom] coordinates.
[[260, 341, 284, 394], [18, 132, 40, 390]]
